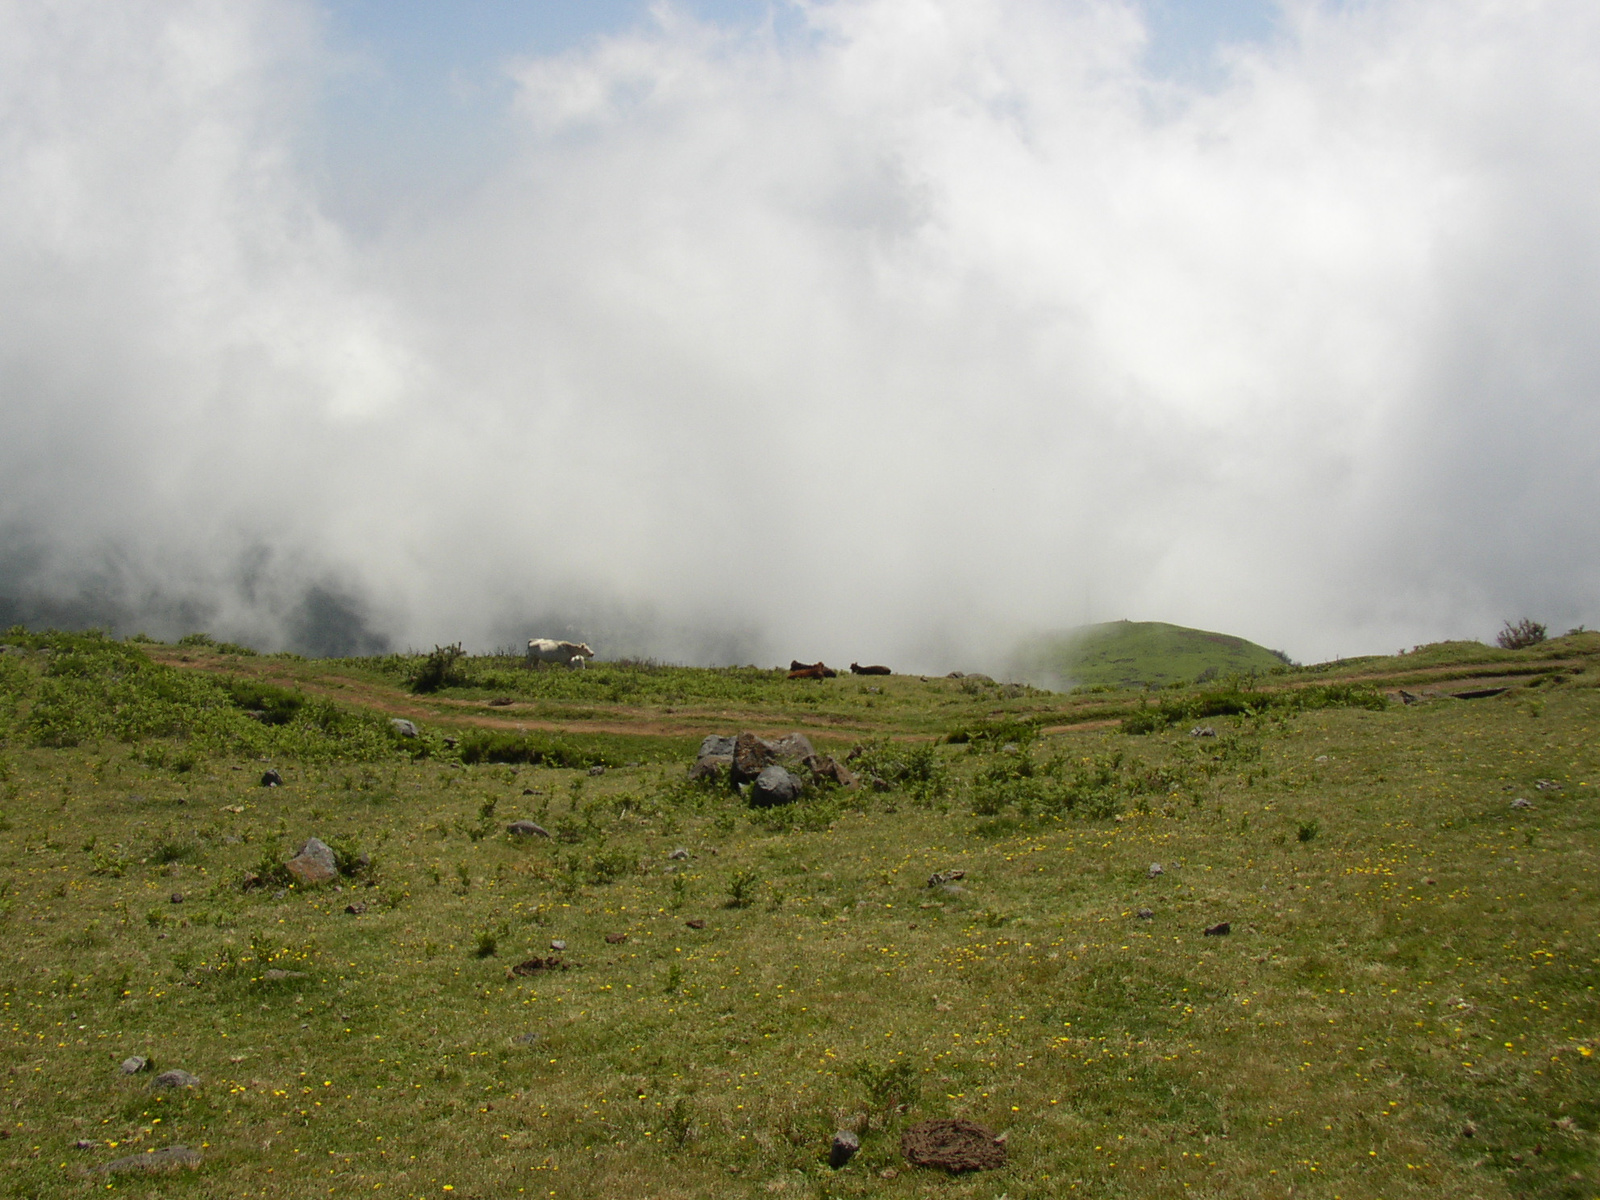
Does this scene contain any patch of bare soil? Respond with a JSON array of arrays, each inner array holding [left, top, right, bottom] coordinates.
[[900, 1119, 1007, 1173]]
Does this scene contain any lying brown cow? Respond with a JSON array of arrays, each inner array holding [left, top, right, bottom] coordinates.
[[787, 660, 838, 679], [850, 662, 891, 675]]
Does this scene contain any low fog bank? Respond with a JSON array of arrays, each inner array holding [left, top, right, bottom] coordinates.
[[2, 1, 1598, 672]]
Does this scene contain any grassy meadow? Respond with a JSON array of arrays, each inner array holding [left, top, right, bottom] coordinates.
[[1, 630, 1598, 1198]]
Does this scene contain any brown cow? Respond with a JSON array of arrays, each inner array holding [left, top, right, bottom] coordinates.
[[787, 661, 838, 679], [849, 662, 891, 675]]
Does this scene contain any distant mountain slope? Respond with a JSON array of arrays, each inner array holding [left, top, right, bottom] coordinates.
[[1014, 620, 1291, 690]]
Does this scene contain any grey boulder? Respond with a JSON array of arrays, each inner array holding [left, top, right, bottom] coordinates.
[[698, 734, 736, 759], [285, 838, 338, 887], [767, 733, 816, 761], [507, 820, 551, 837], [751, 765, 804, 807], [389, 718, 419, 737], [152, 1069, 200, 1089]]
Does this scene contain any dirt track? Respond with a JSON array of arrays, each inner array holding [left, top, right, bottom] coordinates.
[[146, 648, 907, 741]]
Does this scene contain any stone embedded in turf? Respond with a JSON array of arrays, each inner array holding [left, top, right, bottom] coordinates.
[[507, 820, 551, 837], [511, 957, 567, 975], [1204, 922, 1231, 936], [118, 1056, 149, 1074], [152, 1069, 199, 1089], [829, 1129, 861, 1168], [900, 1119, 1006, 1173], [1148, 862, 1164, 877], [97, 1145, 201, 1175], [389, 718, 418, 737], [286, 837, 338, 886], [260, 768, 283, 787]]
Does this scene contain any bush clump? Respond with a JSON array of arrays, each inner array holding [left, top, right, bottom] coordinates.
[[410, 643, 468, 694], [1497, 619, 1547, 650], [1121, 683, 1386, 734]]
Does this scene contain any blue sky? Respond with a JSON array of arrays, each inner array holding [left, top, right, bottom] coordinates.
[[321, 1, 1281, 75], [312, 1, 1284, 224]]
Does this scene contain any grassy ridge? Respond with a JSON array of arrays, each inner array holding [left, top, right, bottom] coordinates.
[[0, 631, 1597, 1197], [1016, 620, 1292, 690]]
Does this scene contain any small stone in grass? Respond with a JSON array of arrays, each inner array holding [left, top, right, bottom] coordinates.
[[830, 1130, 860, 1168], [550, 939, 566, 951], [686, 918, 706, 929], [507, 820, 550, 837], [1204, 922, 1231, 936], [1511, 798, 1533, 809], [605, 933, 628, 944], [119, 1056, 150, 1075], [260, 768, 283, 787], [152, 1069, 200, 1089], [1136, 908, 1154, 920], [511, 957, 566, 975], [169, 892, 183, 904], [1148, 862, 1163, 878], [669, 848, 690, 860], [75, 1139, 94, 1149], [285, 837, 338, 887], [345, 902, 367, 915], [512, 1032, 540, 1045], [98, 1145, 201, 1175]]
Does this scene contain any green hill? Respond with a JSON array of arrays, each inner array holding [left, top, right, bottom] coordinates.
[[1014, 619, 1291, 690]]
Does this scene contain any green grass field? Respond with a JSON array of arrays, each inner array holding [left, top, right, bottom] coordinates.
[[1, 629, 1598, 1198], [1014, 620, 1293, 690]]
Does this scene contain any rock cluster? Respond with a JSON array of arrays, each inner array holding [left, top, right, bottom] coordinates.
[[690, 731, 859, 802]]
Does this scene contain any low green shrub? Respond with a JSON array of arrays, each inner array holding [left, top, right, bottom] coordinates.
[[943, 717, 1040, 747], [455, 730, 610, 769], [1122, 683, 1387, 734], [410, 643, 468, 694]]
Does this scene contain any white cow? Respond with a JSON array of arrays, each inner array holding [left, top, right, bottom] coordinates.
[[527, 638, 595, 667]]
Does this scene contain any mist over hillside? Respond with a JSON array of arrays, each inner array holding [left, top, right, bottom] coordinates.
[[3, 1, 1599, 667]]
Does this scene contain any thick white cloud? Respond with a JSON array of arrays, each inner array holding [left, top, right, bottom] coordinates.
[[1, 0, 1597, 666]]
